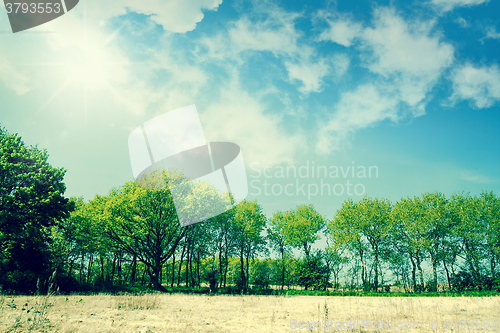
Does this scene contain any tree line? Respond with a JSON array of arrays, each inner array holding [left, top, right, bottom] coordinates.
[[1, 127, 499, 294]]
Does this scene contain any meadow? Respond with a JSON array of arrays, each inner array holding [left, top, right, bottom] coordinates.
[[1, 293, 499, 333]]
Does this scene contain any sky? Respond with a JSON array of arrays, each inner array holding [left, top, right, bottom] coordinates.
[[1, 0, 500, 222]]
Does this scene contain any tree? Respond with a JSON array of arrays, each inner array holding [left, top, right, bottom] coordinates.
[[356, 197, 392, 291], [267, 210, 292, 290], [283, 205, 325, 258], [421, 192, 449, 291], [448, 193, 485, 284], [0, 127, 74, 292], [99, 168, 222, 291], [479, 191, 500, 282], [296, 251, 329, 291], [324, 228, 348, 291], [232, 199, 267, 292], [330, 199, 369, 289]]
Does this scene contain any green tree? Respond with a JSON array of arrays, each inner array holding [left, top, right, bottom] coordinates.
[[356, 197, 392, 291], [391, 196, 430, 292], [296, 251, 329, 291], [480, 191, 500, 282], [232, 199, 267, 292], [420, 192, 450, 291], [283, 205, 325, 258], [99, 169, 219, 292], [448, 193, 485, 283], [267, 210, 292, 290], [0, 127, 74, 292], [330, 199, 369, 289]]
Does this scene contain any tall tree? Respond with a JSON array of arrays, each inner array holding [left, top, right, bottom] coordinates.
[[480, 191, 500, 281], [0, 127, 74, 292], [283, 204, 325, 258], [233, 199, 267, 292], [356, 197, 392, 291], [421, 192, 450, 291], [100, 169, 229, 291], [267, 210, 292, 290], [448, 192, 485, 283], [391, 196, 429, 292], [330, 199, 369, 289]]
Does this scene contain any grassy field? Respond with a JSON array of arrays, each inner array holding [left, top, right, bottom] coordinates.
[[1, 293, 499, 332]]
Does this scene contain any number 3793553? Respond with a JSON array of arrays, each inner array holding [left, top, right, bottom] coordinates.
[[5, 2, 61, 14]]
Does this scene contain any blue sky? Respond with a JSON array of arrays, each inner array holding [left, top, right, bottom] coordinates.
[[1, 0, 499, 220]]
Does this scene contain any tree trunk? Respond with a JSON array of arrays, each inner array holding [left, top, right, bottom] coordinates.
[[185, 242, 191, 288], [443, 259, 451, 291], [281, 249, 285, 291], [178, 243, 186, 286], [373, 244, 379, 292], [150, 264, 168, 292], [416, 255, 424, 290], [86, 254, 93, 284], [409, 256, 417, 292], [110, 254, 117, 284], [245, 255, 250, 290], [100, 256, 105, 283], [171, 254, 175, 288], [197, 251, 201, 288], [131, 254, 137, 284], [239, 247, 246, 292]]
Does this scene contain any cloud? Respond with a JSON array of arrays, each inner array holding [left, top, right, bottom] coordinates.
[[0, 54, 31, 95], [429, 0, 489, 13], [75, 0, 222, 33], [284, 59, 330, 94], [198, 3, 334, 95], [201, 80, 303, 166], [484, 26, 500, 40], [198, 2, 302, 61], [316, 7, 455, 153], [455, 17, 470, 28], [318, 14, 363, 47], [450, 63, 500, 108], [459, 170, 492, 183], [317, 84, 399, 153], [361, 8, 454, 107]]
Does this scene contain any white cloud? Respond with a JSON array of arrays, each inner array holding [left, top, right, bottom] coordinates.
[[198, 4, 336, 96], [284, 53, 350, 94], [430, 0, 489, 13], [201, 81, 303, 166], [0, 54, 31, 95], [484, 26, 500, 40], [316, 7, 455, 153], [455, 17, 470, 28], [459, 170, 492, 183], [317, 84, 399, 153], [361, 8, 454, 87], [318, 15, 363, 47], [285, 59, 330, 94], [198, 5, 302, 61], [75, 0, 222, 33], [450, 63, 500, 108]]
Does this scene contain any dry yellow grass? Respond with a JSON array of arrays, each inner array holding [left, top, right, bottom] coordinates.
[[0, 293, 499, 332]]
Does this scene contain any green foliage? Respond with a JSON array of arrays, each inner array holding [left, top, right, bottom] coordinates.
[[296, 252, 330, 291], [0, 127, 74, 293], [250, 259, 272, 289], [2, 125, 499, 296], [283, 205, 325, 258]]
